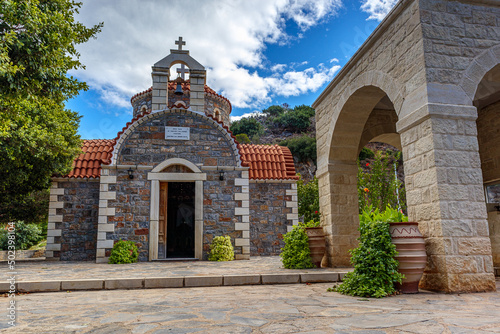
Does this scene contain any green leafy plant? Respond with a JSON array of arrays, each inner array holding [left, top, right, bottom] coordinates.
[[108, 240, 139, 264], [0, 221, 43, 250], [300, 220, 321, 228], [279, 135, 317, 164], [358, 151, 406, 214], [358, 147, 375, 160], [297, 175, 320, 222], [235, 133, 251, 144], [332, 206, 405, 298], [280, 225, 315, 269], [273, 105, 315, 132], [230, 117, 264, 139], [209, 236, 235, 261]]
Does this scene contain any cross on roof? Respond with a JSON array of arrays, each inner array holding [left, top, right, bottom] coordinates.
[[177, 64, 188, 80], [175, 36, 186, 51]]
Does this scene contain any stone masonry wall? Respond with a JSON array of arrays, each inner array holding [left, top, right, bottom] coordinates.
[[58, 180, 99, 261], [249, 182, 293, 256], [132, 94, 152, 117], [104, 111, 243, 260]]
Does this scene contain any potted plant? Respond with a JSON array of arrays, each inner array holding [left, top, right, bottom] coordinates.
[[301, 219, 325, 268]]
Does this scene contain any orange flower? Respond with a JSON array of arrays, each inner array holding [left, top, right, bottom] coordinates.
[[364, 188, 369, 193]]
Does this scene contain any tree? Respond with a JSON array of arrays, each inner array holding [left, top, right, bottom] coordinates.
[[0, 0, 102, 222], [279, 135, 317, 164], [229, 117, 264, 140], [273, 105, 315, 132]]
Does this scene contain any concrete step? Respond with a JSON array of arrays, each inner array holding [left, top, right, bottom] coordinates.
[[2, 271, 347, 294]]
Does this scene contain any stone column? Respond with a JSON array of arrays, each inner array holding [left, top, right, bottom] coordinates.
[[398, 104, 496, 292], [151, 66, 169, 111], [189, 70, 206, 113], [318, 161, 359, 267]]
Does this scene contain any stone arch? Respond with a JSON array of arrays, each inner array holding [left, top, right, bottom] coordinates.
[[325, 71, 404, 162], [320, 74, 402, 267], [460, 44, 500, 103], [151, 157, 202, 173], [214, 108, 222, 122]]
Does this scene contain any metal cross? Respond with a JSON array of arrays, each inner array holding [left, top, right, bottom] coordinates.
[[177, 64, 188, 80], [175, 36, 186, 51]]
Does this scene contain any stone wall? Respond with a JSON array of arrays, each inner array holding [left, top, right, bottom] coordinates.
[[58, 180, 99, 261], [132, 93, 152, 117], [249, 182, 295, 256]]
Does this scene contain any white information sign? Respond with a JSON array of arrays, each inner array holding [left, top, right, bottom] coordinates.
[[165, 127, 190, 140]]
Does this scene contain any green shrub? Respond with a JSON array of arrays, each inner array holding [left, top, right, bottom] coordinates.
[[208, 235, 234, 261], [358, 151, 406, 214], [235, 133, 251, 144], [230, 117, 264, 138], [262, 105, 285, 118], [301, 220, 320, 228], [358, 147, 375, 161], [280, 136, 316, 164], [280, 225, 315, 269], [273, 108, 311, 132], [108, 240, 139, 264], [0, 221, 43, 250], [332, 206, 405, 298], [297, 175, 320, 222]]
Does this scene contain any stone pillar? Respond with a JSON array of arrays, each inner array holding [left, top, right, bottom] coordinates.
[[189, 70, 206, 113], [398, 104, 496, 292], [151, 66, 169, 111], [318, 161, 359, 267], [234, 171, 250, 260], [46, 182, 64, 260]]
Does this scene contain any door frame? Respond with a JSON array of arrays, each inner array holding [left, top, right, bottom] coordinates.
[[147, 158, 206, 260]]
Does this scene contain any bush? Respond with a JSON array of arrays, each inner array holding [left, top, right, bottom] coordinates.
[[358, 151, 406, 214], [297, 175, 320, 223], [262, 105, 285, 118], [108, 240, 139, 264], [208, 236, 234, 261], [0, 221, 43, 250], [230, 117, 264, 139], [280, 225, 315, 269], [358, 147, 375, 161], [279, 136, 316, 164], [273, 109, 311, 132], [332, 206, 405, 298], [235, 133, 251, 144]]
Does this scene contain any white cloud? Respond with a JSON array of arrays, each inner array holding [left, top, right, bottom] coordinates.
[[360, 0, 398, 21], [70, 0, 342, 111], [230, 111, 263, 122]]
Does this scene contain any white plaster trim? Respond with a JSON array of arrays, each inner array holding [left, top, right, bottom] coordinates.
[[46, 182, 64, 260], [285, 186, 299, 232]]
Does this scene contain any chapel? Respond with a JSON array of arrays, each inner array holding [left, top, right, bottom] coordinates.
[[46, 38, 299, 263]]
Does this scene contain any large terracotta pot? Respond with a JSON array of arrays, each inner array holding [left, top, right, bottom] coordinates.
[[389, 222, 427, 294], [305, 227, 326, 268]]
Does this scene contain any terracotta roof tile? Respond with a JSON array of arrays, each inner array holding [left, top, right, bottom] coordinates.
[[239, 144, 299, 180], [62, 139, 115, 178]]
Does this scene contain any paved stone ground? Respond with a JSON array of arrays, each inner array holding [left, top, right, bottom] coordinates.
[[1, 280, 499, 333], [9, 257, 346, 282]]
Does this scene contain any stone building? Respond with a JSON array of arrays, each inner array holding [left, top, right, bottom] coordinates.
[[46, 38, 299, 263], [313, 0, 500, 292]]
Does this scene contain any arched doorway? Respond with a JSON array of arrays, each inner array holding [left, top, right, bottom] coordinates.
[[320, 85, 402, 267]]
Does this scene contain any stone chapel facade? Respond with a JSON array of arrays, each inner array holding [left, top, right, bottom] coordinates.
[[46, 39, 299, 263]]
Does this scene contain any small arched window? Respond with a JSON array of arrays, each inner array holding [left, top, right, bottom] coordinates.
[[214, 108, 222, 122]]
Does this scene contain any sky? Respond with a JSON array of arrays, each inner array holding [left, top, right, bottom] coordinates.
[[67, 0, 399, 140]]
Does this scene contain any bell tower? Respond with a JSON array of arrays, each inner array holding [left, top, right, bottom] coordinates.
[[151, 37, 206, 112]]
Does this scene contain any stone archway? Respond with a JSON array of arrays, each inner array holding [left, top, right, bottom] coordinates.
[[319, 81, 402, 267]]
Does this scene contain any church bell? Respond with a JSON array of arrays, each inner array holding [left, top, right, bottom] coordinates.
[[174, 77, 184, 96]]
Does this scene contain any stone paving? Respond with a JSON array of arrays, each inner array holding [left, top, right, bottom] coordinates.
[[1, 280, 499, 333], [9, 257, 345, 281]]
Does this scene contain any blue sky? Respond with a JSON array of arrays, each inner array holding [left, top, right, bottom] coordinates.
[[68, 0, 397, 140]]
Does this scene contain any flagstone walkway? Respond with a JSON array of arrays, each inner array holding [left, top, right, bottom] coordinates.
[[1, 257, 351, 293], [2, 280, 499, 333]]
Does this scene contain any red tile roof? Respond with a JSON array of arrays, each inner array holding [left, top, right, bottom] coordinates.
[[63, 140, 115, 178], [239, 144, 299, 180]]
